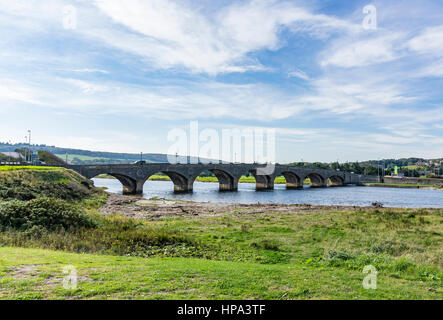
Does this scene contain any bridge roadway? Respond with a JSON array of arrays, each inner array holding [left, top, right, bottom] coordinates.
[[66, 163, 379, 194]]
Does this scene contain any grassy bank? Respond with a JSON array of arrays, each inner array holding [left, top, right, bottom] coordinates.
[[364, 183, 443, 189], [1, 244, 441, 300], [0, 166, 61, 172], [0, 167, 101, 201], [0, 167, 442, 299], [0, 205, 442, 299]]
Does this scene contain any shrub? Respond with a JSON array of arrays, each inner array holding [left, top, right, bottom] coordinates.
[[370, 240, 410, 256], [0, 169, 96, 201], [0, 215, 208, 259], [0, 197, 96, 231], [324, 250, 354, 262], [251, 239, 280, 251]]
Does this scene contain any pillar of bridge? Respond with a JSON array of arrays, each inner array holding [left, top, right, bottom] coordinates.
[[112, 174, 139, 195], [135, 179, 145, 194], [173, 180, 193, 193], [286, 181, 303, 189], [211, 169, 238, 191], [219, 178, 238, 191], [255, 174, 274, 190]]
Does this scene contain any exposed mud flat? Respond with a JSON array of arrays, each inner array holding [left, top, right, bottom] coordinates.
[[99, 193, 391, 220]]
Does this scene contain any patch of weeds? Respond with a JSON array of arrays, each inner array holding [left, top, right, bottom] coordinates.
[[370, 240, 410, 256], [251, 239, 281, 251], [324, 250, 354, 261], [240, 224, 251, 233]]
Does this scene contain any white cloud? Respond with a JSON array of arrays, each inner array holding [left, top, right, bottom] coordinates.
[[320, 33, 404, 68], [288, 69, 309, 80], [0, 79, 43, 105], [408, 25, 443, 56], [65, 79, 110, 94], [85, 0, 358, 74], [71, 68, 109, 74]]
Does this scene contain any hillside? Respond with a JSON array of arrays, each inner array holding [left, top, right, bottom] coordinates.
[[0, 142, 194, 165], [0, 166, 99, 201]]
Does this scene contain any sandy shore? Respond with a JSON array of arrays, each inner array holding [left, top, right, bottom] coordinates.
[[99, 193, 403, 221]]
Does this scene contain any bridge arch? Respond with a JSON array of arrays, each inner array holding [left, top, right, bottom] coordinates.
[[304, 172, 326, 188], [91, 173, 142, 195], [146, 171, 193, 193], [278, 171, 303, 189], [328, 175, 345, 187], [188, 168, 238, 191]]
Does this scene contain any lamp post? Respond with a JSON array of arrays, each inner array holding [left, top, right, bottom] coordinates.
[[28, 130, 31, 164], [8, 140, 11, 163], [378, 158, 380, 182], [24, 135, 28, 162]]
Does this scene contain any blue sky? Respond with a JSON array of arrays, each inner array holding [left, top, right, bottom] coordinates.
[[1, 0, 443, 162]]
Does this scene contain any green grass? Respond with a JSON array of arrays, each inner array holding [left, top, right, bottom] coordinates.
[[0, 207, 442, 299], [146, 175, 298, 184], [364, 183, 441, 188], [0, 168, 100, 201], [0, 245, 441, 300], [0, 167, 442, 299], [55, 154, 111, 161], [0, 166, 61, 172], [96, 174, 309, 185]]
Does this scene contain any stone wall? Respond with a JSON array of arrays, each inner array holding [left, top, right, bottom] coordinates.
[[384, 176, 443, 186]]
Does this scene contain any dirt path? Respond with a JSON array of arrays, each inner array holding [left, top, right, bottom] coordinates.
[[100, 193, 380, 220]]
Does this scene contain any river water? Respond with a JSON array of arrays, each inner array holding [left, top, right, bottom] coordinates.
[[92, 178, 443, 208]]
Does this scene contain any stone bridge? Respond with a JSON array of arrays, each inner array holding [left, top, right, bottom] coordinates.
[[66, 163, 379, 194]]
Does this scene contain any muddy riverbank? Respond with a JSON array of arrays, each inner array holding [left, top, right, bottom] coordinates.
[[100, 193, 434, 221]]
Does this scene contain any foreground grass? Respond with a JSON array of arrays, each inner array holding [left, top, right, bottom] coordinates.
[[0, 246, 441, 300], [0, 167, 441, 299], [0, 207, 442, 299], [0, 166, 61, 172]]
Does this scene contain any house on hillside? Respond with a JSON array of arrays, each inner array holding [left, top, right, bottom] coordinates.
[[1, 152, 24, 160], [0, 152, 24, 164]]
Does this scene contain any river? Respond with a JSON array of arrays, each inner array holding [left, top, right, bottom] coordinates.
[[92, 178, 443, 208]]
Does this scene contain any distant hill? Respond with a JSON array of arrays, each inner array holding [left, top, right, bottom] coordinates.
[[38, 150, 66, 165], [0, 142, 200, 165]]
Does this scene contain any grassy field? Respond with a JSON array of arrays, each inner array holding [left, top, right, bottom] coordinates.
[[55, 154, 111, 161], [364, 183, 443, 189], [0, 166, 61, 172], [0, 206, 442, 299], [0, 167, 442, 299]]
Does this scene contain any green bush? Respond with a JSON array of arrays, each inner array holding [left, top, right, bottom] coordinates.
[[251, 239, 281, 251], [0, 169, 96, 201], [324, 250, 355, 263], [0, 197, 96, 231], [0, 215, 209, 259]]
